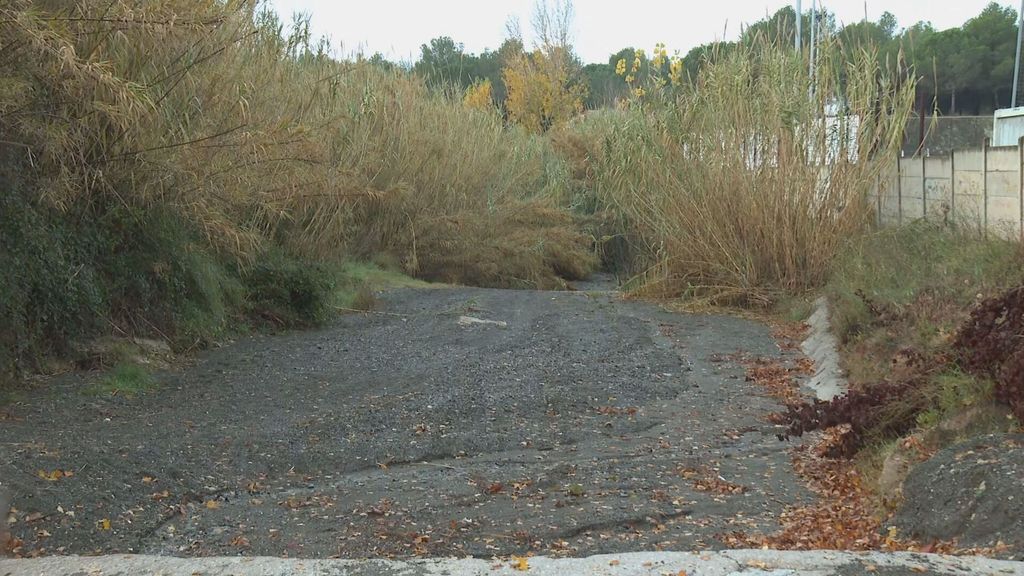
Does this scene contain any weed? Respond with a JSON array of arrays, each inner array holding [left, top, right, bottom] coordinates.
[[86, 363, 156, 397]]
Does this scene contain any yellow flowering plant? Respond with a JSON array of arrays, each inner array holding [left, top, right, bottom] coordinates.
[[619, 42, 685, 105]]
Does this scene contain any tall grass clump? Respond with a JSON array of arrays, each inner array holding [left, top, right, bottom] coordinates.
[[0, 0, 592, 380], [576, 35, 916, 305]]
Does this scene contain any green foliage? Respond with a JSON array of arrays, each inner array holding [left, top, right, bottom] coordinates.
[[827, 223, 1024, 343], [412, 36, 515, 106], [0, 182, 103, 378], [98, 206, 244, 344], [86, 362, 156, 397], [582, 63, 624, 108], [0, 179, 245, 380], [243, 251, 337, 327]]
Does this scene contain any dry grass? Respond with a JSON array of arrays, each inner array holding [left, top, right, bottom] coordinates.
[[0, 0, 595, 376], [571, 36, 916, 305], [2, 0, 591, 280]]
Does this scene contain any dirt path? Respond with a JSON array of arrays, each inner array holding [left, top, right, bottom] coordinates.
[[0, 285, 810, 558]]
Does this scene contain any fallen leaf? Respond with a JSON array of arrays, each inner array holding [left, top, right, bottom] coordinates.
[[609, 559, 620, 566], [98, 518, 111, 530], [204, 500, 220, 510], [511, 556, 529, 571], [24, 512, 43, 523], [142, 476, 156, 484], [36, 469, 66, 482]]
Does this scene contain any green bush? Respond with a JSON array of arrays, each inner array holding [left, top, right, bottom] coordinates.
[[94, 205, 243, 345], [0, 181, 103, 378], [243, 251, 337, 327], [0, 179, 245, 380]]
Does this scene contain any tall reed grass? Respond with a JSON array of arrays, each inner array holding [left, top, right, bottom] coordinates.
[[572, 35, 916, 305], [1, 0, 593, 376]]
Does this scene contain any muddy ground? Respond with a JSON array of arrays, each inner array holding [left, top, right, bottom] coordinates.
[[0, 283, 810, 558]]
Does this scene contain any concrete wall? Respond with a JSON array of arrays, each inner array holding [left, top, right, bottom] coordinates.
[[872, 143, 1024, 239], [902, 116, 992, 157]]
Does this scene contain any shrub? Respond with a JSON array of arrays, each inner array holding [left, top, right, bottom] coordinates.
[[575, 36, 915, 305], [955, 286, 1024, 420], [0, 183, 103, 378], [243, 252, 337, 327]]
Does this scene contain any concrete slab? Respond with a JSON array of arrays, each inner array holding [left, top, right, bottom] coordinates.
[[1, 550, 1022, 576]]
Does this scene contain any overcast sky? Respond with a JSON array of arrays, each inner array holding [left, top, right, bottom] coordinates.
[[267, 1, 1018, 64]]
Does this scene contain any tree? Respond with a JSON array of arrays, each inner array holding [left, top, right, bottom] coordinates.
[[503, 0, 587, 132], [414, 36, 471, 91], [463, 79, 495, 111], [504, 45, 587, 131], [583, 62, 623, 108], [961, 2, 1017, 110], [364, 52, 397, 72]]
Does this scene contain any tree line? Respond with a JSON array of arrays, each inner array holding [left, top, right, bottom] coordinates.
[[363, 2, 1020, 117]]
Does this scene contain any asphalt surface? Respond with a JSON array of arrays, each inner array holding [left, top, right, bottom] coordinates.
[[1, 283, 810, 558]]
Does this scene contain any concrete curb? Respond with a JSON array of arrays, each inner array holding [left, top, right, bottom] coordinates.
[[1, 550, 1022, 576], [800, 297, 847, 401]]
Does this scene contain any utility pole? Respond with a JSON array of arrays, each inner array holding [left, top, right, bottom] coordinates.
[[795, 0, 802, 50], [809, 0, 817, 85], [1014, 0, 1024, 107]]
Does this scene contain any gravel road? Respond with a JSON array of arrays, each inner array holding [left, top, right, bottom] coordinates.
[[0, 283, 809, 558]]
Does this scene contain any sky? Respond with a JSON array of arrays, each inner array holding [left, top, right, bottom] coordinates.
[[267, 0, 1019, 65]]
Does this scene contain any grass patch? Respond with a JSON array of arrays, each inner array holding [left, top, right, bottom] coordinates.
[[86, 362, 156, 397], [333, 261, 431, 311], [779, 223, 1024, 458], [827, 222, 1024, 384]]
